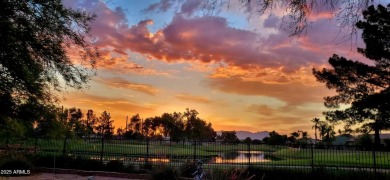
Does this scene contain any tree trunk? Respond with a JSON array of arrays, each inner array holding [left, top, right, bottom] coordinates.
[[374, 128, 381, 149]]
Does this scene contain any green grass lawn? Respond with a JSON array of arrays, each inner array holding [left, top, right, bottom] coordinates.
[[1, 138, 390, 169]]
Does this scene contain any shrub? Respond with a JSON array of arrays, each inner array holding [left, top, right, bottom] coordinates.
[[0, 155, 33, 176], [106, 160, 124, 172], [179, 161, 196, 177], [142, 161, 153, 170], [71, 156, 104, 171], [356, 134, 373, 150], [31, 155, 104, 171], [252, 139, 262, 144], [206, 167, 389, 180], [383, 138, 390, 150], [123, 164, 134, 173], [31, 155, 72, 168], [151, 164, 178, 180]]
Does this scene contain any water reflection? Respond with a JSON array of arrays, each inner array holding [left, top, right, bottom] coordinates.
[[90, 156, 170, 163], [137, 157, 170, 162], [87, 150, 270, 164], [212, 150, 271, 163]]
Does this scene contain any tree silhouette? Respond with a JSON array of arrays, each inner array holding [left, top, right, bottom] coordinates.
[[338, 124, 353, 136], [313, 4, 390, 148], [299, 130, 309, 144], [122, 109, 215, 141], [116, 127, 124, 138], [266, 131, 287, 145], [160, 112, 185, 142], [288, 131, 300, 144], [0, 0, 98, 136], [96, 111, 115, 139], [84, 109, 98, 137], [183, 108, 216, 141], [217, 131, 240, 144], [243, 137, 252, 144], [356, 133, 373, 150], [66, 108, 83, 136], [129, 114, 142, 134], [311, 117, 320, 142], [142, 117, 153, 137], [168, 112, 185, 142], [318, 122, 336, 145], [33, 106, 64, 138]]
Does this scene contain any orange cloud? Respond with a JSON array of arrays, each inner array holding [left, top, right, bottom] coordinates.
[[250, 116, 315, 135], [212, 116, 314, 135], [176, 93, 211, 104], [94, 77, 159, 95], [247, 104, 276, 116], [209, 65, 322, 85], [208, 76, 333, 105], [62, 93, 157, 113], [94, 49, 172, 77]]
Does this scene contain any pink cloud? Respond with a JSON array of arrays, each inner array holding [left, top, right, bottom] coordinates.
[[72, 0, 367, 76], [130, 16, 358, 72]]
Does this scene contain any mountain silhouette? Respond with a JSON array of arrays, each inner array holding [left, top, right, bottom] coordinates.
[[217, 131, 269, 140]]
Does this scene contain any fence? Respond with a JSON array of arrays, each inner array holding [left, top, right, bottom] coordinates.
[[1, 138, 389, 174]]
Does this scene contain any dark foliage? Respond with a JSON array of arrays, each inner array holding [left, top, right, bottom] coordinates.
[[179, 161, 197, 178], [264, 131, 287, 145], [313, 4, 390, 148], [0, 155, 33, 176], [0, 0, 98, 137], [31, 155, 104, 171], [356, 133, 373, 151], [151, 164, 179, 180], [105, 160, 124, 172], [142, 161, 153, 171], [217, 131, 240, 144], [207, 167, 388, 180]]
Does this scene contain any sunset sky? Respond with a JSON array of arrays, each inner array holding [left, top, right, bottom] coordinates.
[[60, 0, 385, 135]]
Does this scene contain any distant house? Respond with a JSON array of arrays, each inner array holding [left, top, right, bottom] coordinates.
[[332, 135, 354, 146], [370, 134, 390, 146], [307, 138, 320, 144], [378, 134, 390, 142], [331, 134, 390, 146]]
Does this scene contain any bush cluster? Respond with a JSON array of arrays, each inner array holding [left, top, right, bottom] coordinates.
[[204, 167, 388, 180], [0, 155, 33, 176], [150, 164, 179, 180], [1, 155, 388, 180], [30, 155, 133, 173]]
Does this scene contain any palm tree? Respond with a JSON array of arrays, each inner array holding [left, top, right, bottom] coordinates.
[[311, 118, 320, 142], [289, 131, 300, 144], [319, 122, 336, 145], [298, 130, 309, 144]]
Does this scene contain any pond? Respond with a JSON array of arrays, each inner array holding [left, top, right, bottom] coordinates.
[[88, 150, 273, 164], [210, 150, 271, 163]]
